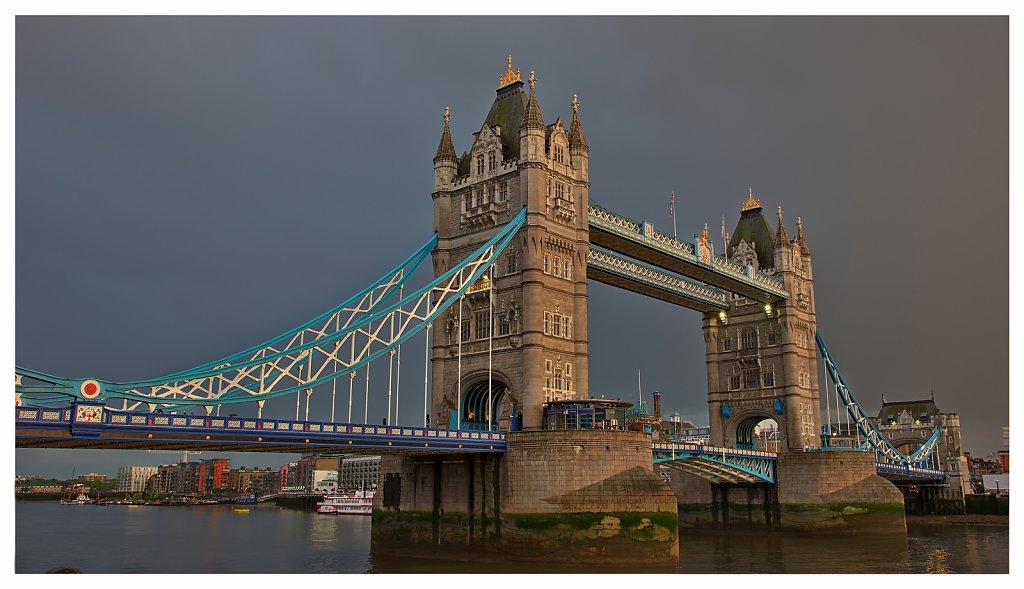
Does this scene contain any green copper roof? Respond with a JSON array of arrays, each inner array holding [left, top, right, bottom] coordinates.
[[876, 399, 940, 423], [728, 206, 776, 270], [483, 81, 529, 161]]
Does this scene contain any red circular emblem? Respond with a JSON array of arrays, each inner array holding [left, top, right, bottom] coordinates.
[[80, 380, 101, 399]]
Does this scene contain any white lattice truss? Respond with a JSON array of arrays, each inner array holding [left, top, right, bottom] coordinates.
[[17, 209, 527, 413]]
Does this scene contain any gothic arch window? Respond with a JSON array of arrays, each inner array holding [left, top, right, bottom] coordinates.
[[500, 182, 508, 202], [477, 155, 484, 175], [742, 328, 757, 350], [722, 333, 733, 352], [488, 152, 496, 171]]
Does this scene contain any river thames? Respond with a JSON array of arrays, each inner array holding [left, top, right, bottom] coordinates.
[[14, 502, 1008, 574]]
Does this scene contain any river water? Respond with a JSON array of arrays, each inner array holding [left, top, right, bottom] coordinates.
[[14, 502, 1008, 574]]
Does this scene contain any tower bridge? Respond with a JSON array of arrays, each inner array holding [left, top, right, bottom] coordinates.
[[16, 57, 959, 562]]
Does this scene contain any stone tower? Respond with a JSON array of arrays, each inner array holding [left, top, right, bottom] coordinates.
[[702, 190, 820, 451], [430, 57, 590, 431]]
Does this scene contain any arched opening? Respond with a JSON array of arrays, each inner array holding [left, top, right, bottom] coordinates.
[[460, 378, 512, 432], [735, 415, 780, 451]]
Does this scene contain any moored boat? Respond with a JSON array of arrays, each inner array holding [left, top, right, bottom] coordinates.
[[315, 490, 374, 515]]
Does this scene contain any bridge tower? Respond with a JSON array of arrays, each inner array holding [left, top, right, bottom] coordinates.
[[703, 191, 820, 451], [429, 57, 590, 431]]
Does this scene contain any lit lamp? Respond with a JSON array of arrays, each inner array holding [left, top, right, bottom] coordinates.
[[764, 303, 773, 318], [718, 311, 728, 325]]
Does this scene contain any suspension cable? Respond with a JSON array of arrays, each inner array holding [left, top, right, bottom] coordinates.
[[457, 295, 464, 430], [395, 285, 403, 426]]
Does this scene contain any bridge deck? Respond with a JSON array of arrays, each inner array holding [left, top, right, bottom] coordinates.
[[15, 406, 505, 456]]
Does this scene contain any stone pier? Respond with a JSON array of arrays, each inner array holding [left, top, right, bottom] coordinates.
[[371, 430, 678, 566], [666, 450, 906, 532]]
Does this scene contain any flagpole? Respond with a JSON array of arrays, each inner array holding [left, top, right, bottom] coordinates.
[[721, 213, 726, 253], [670, 191, 677, 238]]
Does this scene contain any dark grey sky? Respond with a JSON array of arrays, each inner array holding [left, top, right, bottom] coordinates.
[[15, 16, 1007, 477]]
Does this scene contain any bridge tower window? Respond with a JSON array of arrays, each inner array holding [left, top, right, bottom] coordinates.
[[464, 194, 472, 211], [489, 185, 496, 203], [762, 371, 775, 387], [743, 369, 759, 389], [766, 331, 777, 346], [477, 155, 484, 175], [553, 256, 562, 277], [506, 252, 518, 275], [460, 319, 470, 343], [729, 374, 740, 391], [544, 254, 550, 274], [563, 259, 571, 280], [488, 152, 496, 171], [498, 313, 510, 336], [474, 312, 491, 339], [742, 328, 758, 350], [722, 334, 732, 351], [500, 182, 508, 202]]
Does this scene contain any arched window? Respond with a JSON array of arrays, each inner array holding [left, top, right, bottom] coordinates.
[[488, 152, 496, 171], [742, 328, 757, 350], [477, 155, 484, 175]]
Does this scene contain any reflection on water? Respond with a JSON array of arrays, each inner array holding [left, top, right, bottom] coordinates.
[[15, 502, 1008, 574], [925, 548, 951, 574]]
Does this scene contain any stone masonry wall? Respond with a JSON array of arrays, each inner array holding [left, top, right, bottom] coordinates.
[[502, 430, 674, 514], [775, 450, 905, 532], [776, 451, 903, 504]]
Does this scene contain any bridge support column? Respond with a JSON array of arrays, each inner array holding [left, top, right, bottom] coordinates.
[[371, 430, 678, 568], [663, 467, 778, 529], [775, 451, 905, 532]]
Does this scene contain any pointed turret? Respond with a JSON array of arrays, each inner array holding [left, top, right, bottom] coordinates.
[[433, 106, 458, 193], [521, 71, 545, 130], [794, 216, 810, 255], [568, 94, 588, 153], [434, 106, 457, 162], [774, 205, 789, 246]]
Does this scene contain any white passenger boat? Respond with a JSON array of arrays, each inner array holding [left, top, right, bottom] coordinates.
[[315, 490, 374, 515]]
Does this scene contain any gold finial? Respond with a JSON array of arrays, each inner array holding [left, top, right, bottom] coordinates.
[[741, 186, 762, 212], [443, 106, 450, 125], [777, 205, 783, 220], [498, 55, 522, 89], [529, 71, 536, 91], [797, 216, 803, 232], [572, 94, 579, 114]]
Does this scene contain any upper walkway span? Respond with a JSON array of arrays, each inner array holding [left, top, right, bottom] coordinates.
[[587, 202, 789, 303]]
